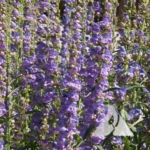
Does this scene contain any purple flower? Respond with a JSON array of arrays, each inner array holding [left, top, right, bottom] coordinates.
[[117, 46, 126, 56], [67, 82, 82, 92], [32, 112, 43, 123], [132, 43, 138, 51], [100, 32, 112, 44], [100, 16, 111, 26], [111, 136, 122, 146], [101, 50, 113, 61], [128, 108, 142, 120], [62, 15, 70, 24], [130, 30, 135, 37], [123, 12, 129, 20], [136, 30, 144, 36], [12, 8, 19, 17], [60, 49, 68, 57], [42, 92, 54, 103], [73, 31, 81, 40], [47, 49, 57, 60], [45, 61, 57, 73], [0, 56, 4, 65], [93, 2, 101, 11], [146, 95, 150, 105], [115, 64, 123, 73], [127, 67, 134, 78], [130, 62, 139, 70], [90, 33, 99, 43], [68, 89, 79, 101], [106, 2, 112, 9], [91, 135, 105, 144], [139, 68, 146, 77], [142, 143, 146, 149], [71, 21, 82, 29], [114, 85, 126, 101], [0, 140, 4, 150], [0, 104, 7, 117], [92, 23, 100, 32], [118, 29, 125, 36], [0, 43, 6, 51]]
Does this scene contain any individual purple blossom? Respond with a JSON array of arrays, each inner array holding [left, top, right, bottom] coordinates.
[[129, 61, 139, 70], [93, 1, 101, 11], [101, 49, 113, 61], [123, 12, 129, 20], [127, 67, 134, 78], [115, 64, 123, 73], [128, 108, 143, 120], [0, 140, 4, 150], [92, 22, 100, 32], [114, 85, 126, 101], [142, 143, 146, 149], [139, 68, 146, 78], [117, 46, 126, 56], [111, 136, 122, 146], [146, 95, 150, 105], [45, 61, 57, 73], [0, 56, 4, 65], [0, 103, 7, 117], [99, 16, 111, 26], [106, 2, 112, 9], [0, 43, 6, 51], [90, 33, 99, 43], [90, 135, 105, 144], [130, 30, 135, 37], [67, 81, 82, 92], [118, 29, 125, 36], [68, 89, 79, 101], [136, 30, 144, 36], [71, 21, 82, 29], [100, 32, 112, 44]]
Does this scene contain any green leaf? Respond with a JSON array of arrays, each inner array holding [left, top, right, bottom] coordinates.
[[127, 85, 144, 90], [83, 124, 95, 139], [7, 86, 21, 98], [96, 145, 104, 150], [129, 125, 137, 132], [120, 109, 128, 120], [130, 116, 144, 127], [123, 137, 131, 150], [25, 110, 41, 114], [75, 140, 84, 148], [103, 87, 120, 93], [0, 118, 5, 124]]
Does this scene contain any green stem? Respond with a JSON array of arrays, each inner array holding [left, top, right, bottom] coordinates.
[[5, 2, 12, 150]]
